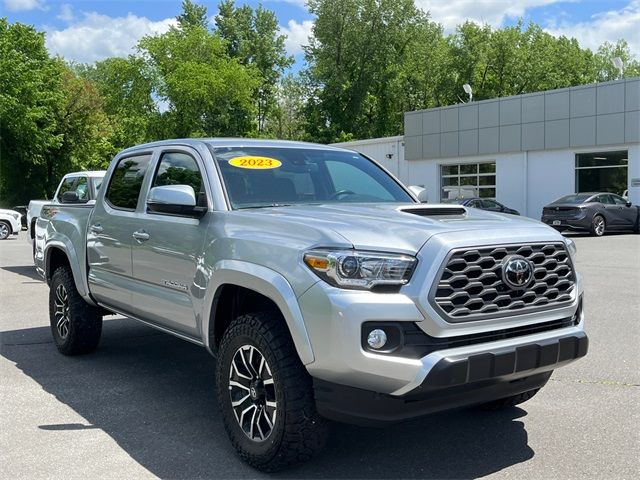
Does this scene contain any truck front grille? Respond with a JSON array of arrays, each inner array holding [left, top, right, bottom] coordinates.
[[431, 243, 575, 322]]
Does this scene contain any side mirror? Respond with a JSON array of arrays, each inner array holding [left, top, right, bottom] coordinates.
[[147, 185, 204, 217], [626, 201, 632, 207], [61, 191, 80, 203], [408, 185, 429, 203]]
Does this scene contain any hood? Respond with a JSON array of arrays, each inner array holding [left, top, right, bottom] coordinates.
[[0, 209, 20, 216], [240, 203, 551, 254]]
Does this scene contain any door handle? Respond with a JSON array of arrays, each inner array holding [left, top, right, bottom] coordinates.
[[90, 224, 103, 234], [132, 230, 150, 242]]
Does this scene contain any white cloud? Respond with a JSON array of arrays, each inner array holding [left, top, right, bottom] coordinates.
[[45, 12, 176, 64], [57, 3, 73, 22], [3, 0, 44, 12], [415, 0, 565, 33], [544, 0, 640, 55], [280, 19, 313, 56]]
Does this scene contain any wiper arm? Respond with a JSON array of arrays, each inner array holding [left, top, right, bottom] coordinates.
[[235, 203, 293, 210]]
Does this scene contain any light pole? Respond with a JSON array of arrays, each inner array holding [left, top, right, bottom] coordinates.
[[612, 57, 624, 79], [463, 84, 473, 102]]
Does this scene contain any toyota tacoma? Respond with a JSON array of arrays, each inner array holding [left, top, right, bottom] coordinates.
[[35, 139, 588, 471]]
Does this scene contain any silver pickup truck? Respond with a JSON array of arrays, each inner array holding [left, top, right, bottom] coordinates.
[[36, 139, 588, 471]]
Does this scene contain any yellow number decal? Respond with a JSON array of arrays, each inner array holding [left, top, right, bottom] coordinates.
[[229, 156, 282, 169]]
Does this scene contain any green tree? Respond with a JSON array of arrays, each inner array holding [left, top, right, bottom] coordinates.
[[592, 39, 640, 81], [214, 0, 293, 133], [266, 74, 308, 140], [79, 56, 157, 151], [305, 0, 440, 142], [139, 4, 260, 137], [177, 0, 209, 30], [0, 19, 65, 206]]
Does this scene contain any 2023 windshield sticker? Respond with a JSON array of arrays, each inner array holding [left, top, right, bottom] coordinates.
[[228, 156, 282, 169]]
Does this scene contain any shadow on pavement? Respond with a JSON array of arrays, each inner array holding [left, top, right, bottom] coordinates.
[[1, 319, 535, 479], [2, 265, 43, 282]]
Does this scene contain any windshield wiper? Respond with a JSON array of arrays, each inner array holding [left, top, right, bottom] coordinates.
[[235, 203, 294, 210]]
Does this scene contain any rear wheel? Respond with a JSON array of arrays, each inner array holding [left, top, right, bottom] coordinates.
[[590, 215, 605, 237], [49, 266, 102, 355], [0, 221, 10, 240], [216, 311, 329, 472]]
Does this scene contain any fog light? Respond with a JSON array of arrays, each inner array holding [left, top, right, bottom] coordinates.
[[367, 329, 387, 349]]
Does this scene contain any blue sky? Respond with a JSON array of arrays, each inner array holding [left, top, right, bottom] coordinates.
[[3, 0, 639, 69]]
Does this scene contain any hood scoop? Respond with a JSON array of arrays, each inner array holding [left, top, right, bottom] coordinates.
[[399, 205, 467, 217]]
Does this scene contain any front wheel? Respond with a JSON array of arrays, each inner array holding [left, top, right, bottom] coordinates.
[[216, 312, 329, 472], [0, 221, 10, 240], [49, 266, 103, 355], [590, 215, 605, 236]]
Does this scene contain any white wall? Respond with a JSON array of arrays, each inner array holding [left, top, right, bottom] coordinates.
[[332, 136, 408, 184], [406, 143, 639, 218], [336, 136, 640, 218]]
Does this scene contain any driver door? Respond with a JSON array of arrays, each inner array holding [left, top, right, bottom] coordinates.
[[129, 147, 211, 337]]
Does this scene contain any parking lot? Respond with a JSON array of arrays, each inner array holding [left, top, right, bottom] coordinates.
[[1, 231, 638, 479]]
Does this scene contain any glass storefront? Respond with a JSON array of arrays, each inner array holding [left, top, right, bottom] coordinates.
[[440, 162, 496, 202], [575, 151, 628, 195]]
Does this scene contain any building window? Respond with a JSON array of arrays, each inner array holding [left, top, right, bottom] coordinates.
[[575, 151, 628, 195], [440, 162, 496, 202]]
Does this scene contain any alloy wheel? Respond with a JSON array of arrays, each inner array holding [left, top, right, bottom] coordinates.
[[53, 284, 70, 339], [595, 217, 605, 236], [0, 223, 9, 240], [228, 345, 277, 442]]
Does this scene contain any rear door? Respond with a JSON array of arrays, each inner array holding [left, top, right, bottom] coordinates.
[[129, 147, 211, 337], [87, 152, 153, 313]]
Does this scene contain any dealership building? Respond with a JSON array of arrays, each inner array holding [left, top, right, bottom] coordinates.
[[335, 77, 639, 218]]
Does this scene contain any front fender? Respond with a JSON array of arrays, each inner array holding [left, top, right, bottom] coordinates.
[[202, 260, 315, 365]]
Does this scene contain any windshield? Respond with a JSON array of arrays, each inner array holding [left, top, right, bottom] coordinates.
[[554, 193, 593, 204], [211, 146, 413, 209]]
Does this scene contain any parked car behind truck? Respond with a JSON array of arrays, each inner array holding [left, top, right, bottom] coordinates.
[[36, 139, 588, 471], [27, 171, 105, 253], [0, 209, 22, 240], [541, 192, 639, 236]]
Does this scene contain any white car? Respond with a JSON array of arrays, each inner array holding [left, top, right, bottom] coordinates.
[[0, 209, 22, 240]]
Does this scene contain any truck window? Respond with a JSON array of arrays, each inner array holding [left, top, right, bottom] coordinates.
[[105, 154, 151, 210], [56, 177, 76, 202], [152, 152, 207, 207], [75, 177, 89, 201]]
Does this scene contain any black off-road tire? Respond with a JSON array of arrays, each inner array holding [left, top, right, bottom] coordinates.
[[590, 214, 605, 237], [49, 266, 102, 355], [480, 388, 541, 410], [216, 311, 329, 472]]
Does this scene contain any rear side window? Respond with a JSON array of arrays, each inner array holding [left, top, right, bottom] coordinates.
[[105, 154, 151, 210]]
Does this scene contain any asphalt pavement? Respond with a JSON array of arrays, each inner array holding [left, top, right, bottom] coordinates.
[[1, 231, 639, 479]]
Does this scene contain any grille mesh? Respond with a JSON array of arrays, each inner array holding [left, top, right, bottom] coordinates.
[[432, 243, 575, 321]]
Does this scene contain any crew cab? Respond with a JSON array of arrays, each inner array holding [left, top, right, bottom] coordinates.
[[27, 171, 105, 254], [36, 139, 588, 471]]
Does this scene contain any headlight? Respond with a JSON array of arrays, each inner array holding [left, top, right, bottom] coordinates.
[[303, 249, 416, 290], [565, 238, 577, 260]]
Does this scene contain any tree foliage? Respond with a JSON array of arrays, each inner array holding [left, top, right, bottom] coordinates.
[[1, 0, 639, 206]]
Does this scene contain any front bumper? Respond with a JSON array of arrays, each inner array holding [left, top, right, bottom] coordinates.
[[299, 276, 585, 396], [314, 330, 587, 426]]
